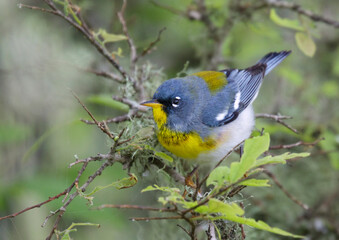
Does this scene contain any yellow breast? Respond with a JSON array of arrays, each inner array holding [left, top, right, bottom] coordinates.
[[151, 105, 217, 159]]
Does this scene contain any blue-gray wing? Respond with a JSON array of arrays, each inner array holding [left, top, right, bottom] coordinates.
[[202, 51, 291, 127]]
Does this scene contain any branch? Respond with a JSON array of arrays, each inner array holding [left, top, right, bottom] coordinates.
[[151, 158, 185, 185], [117, 0, 137, 64], [0, 191, 66, 221], [25, 0, 132, 81], [18, 3, 58, 15], [71, 90, 114, 139], [264, 0, 339, 28], [130, 216, 184, 221], [264, 169, 309, 210], [269, 137, 324, 150], [196, 141, 244, 193], [256, 113, 298, 134], [140, 27, 167, 58], [81, 110, 142, 125], [45, 159, 117, 240], [96, 204, 176, 212], [112, 96, 147, 111], [76, 66, 125, 83]]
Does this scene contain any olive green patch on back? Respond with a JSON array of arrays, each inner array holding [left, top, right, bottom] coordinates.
[[192, 71, 228, 93]]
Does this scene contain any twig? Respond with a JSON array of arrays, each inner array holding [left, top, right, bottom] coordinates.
[[131, 216, 184, 221], [96, 204, 176, 212], [196, 141, 244, 193], [77, 67, 125, 83], [81, 110, 142, 125], [44, 159, 116, 239], [264, 0, 339, 28], [183, 174, 254, 215], [269, 137, 324, 150], [0, 191, 67, 221], [151, 158, 185, 185], [69, 154, 109, 168], [18, 3, 58, 15], [46, 209, 65, 240], [112, 96, 147, 111], [256, 113, 298, 134], [28, 0, 131, 81], [117, 0, 137, 64], [239, 202, 246, 240], [140, 27, 167, 58], [177, 224, 191, 237], [264, 169, 309, 210], [63, 161, 89, 201], [71, 90, 115, 139]]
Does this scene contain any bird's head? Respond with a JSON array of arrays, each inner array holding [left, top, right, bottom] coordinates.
[[141, 78, 200, 132]]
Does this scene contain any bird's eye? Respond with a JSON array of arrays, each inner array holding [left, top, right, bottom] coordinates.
[[172, 96, 181, 107]]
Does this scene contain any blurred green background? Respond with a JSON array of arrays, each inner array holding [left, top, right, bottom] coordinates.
[[0, 0, 338, 239]]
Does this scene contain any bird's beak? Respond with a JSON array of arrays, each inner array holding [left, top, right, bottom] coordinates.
[[140, 99, 162, 108]]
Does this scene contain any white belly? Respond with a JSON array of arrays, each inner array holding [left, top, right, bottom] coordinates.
[[196, 106, 255, 163]]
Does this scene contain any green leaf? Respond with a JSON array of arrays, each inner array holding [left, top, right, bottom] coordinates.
[[141, 185, 186, 205], [229, 133, 270, 183], [206, 166, 230, 187], [240, 179, 270, 187], [195, 199, 244, 216], [270, 9, 304, 31], [144, 145, 173, 162], [141, 185, 180, 193], [58, 222, 100, 240], [96, 28, 128, 44], [253, 152, 310, 169], [295, 32, 316, 57], [215, 215, 303, 238], [154, 151, 173, 162], [194, 200, 303, 238], [86, 174, 137, 197], [87, 94, 129, 112]]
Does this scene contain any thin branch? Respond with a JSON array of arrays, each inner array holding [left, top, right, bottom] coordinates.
[[130, 216, 184, 221], [18, 3, 58, 15], [269, 137, 324, 150], [177, 224, 191, 237], [264, 169, 309, 210], [112, 96, 147, 111], [69, 154, 110, 168], [46, 209, 65, 240], [77, 66, 125, 83], [63, 161, 89, 201], [256, 113, 298, 134], [45, 159, 116, 240], [71, 90, 115, 139], [81, 110, 141, 125], [117, 0, 137, 64], [151, 158, 185, 185], [29, 0, 131, 81], [96, 204, 176, 212], [0, 191, 66, 221], [183, 174, 255, 215], [140, 27, 167, 58], [264, 0, 339, 28], [196, 141, 244, 193]]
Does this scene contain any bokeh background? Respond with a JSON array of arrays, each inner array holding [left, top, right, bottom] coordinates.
[[0, 0, 338, 239]]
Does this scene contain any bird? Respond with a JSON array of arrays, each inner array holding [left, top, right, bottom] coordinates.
[[141, 51, 291, 163]]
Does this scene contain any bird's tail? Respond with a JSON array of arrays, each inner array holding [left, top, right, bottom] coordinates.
[[256, 50, 291, 76]]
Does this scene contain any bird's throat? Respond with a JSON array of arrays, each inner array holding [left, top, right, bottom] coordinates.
[[151, 106, 217, 159]]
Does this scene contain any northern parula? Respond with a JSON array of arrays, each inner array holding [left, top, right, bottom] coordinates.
[[141, 51, 291, 162]]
